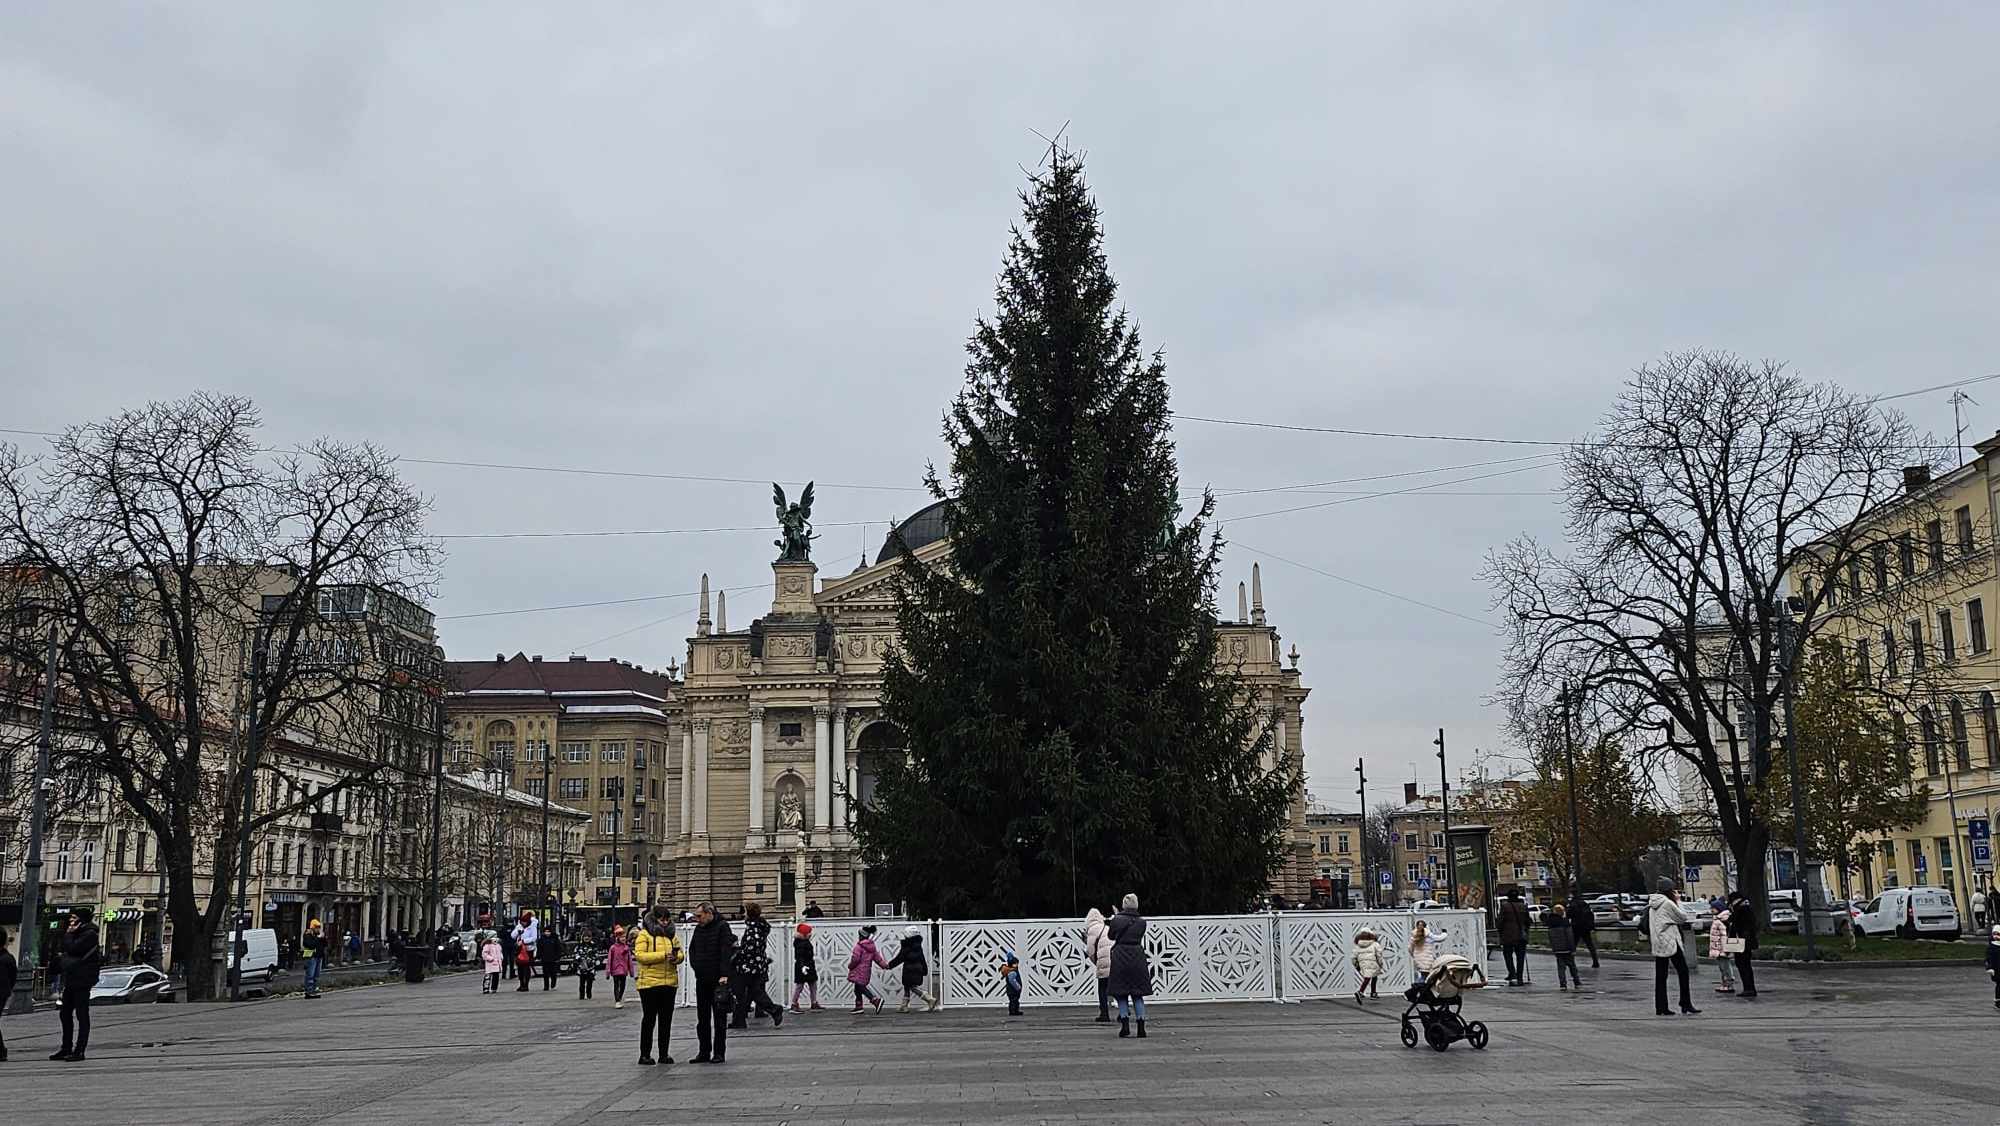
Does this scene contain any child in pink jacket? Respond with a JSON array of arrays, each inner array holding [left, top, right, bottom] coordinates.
[[479, 931, 503, 994], [607, 926, 635, 1009], [1709, 908, 1736, 994], [847, 925, 889, 1013]]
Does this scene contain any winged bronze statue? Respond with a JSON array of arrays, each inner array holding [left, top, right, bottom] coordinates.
[[773, 481, 816, 562]]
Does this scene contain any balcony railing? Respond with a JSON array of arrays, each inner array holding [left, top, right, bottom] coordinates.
[[310, 812, 344, 834]]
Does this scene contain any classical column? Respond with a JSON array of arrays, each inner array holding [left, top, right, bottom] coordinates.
[[830, 707, 847, 830], [692, 719, 710, 836], [748, 706, 766, 837], [812, 705, 832, 830], [679, 724, 693, 839], [1273, 715, 1288, 775]]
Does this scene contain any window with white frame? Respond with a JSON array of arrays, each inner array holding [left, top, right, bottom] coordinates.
[[562, 742, 591, 763], [601, 742, 626, 764], [559, 778, 586, 800], [1405, 863, 1420, 882]]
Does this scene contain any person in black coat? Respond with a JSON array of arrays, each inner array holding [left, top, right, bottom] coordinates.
[[1725, 891, 1760, 999], [51, 909, 102, 1061], [1570, 893, 1600, 968], [884, 925, 938, 1012], [1106, 894, 1152, 1039], [728, 902, 783, 1029], [789, 922, 821, 1011], [539, 930, 564, 990], [0, 925, 17, 1062], [685, 902, 736, 1063]]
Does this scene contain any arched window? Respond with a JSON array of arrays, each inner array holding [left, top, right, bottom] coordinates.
[[1982, 692, 1999, 768], [1918, 706, 1941, 775], [1949, 699, 1971, 771]]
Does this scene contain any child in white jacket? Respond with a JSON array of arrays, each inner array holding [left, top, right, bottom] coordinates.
[[1350, 929, 1385, 1002]]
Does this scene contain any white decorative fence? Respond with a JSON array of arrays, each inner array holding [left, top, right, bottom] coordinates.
[[656, 909, 1485, 1009]]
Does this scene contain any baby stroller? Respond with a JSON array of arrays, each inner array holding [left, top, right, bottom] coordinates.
[[1399, 954, 1490, 1052]]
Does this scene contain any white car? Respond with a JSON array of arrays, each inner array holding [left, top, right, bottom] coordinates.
[[1677, 897, 1715, 931], [1851, 886, 1961, 940], [1585, 895, 1623, 927]]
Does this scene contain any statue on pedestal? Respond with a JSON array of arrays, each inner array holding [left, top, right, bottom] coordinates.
[[773, 482, 816, 562]]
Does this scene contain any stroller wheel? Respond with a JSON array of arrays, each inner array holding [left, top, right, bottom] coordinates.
[[1426, 1024, 1451, 1052], [1399, 1021, 1418, 1048], [1467, 1021, 1489, 1050]]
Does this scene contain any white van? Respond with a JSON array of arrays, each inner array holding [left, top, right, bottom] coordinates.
[[223, 928, 280, 985], [1851, 887, 1960, 940]]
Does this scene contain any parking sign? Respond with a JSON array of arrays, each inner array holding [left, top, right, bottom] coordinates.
[[1971, 818, 1993, 871], [1379, 871, 1393, 888]]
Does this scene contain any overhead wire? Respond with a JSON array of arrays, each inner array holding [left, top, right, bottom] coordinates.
[[1229, 539, 1493, 629]]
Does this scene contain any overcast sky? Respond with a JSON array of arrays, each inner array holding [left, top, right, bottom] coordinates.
[[6, 4, 1997, 805]]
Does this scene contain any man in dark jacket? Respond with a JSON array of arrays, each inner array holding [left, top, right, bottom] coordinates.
[[52, 909, 101, 1061], [1495, 890, 1531, 985], [539, 929, 564, 991], [1725, 891, 1760, 999], [0, 925, 17, 1062], [685, 902, 736, 1063], [1570, 893, 1600, 967]]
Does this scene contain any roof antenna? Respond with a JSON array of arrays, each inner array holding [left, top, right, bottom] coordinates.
[[1952, 389, 1977, 464]]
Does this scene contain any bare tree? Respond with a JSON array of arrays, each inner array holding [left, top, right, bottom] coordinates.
[[1487, 352, 1947, 920], [0, 394, 437, 998]]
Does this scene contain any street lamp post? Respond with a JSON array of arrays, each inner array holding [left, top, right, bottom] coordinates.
[[1435, 728, 1453, 908], [1561, 684, 1585, 907], [423, 692, 445, 955], [6, 621, 60, 1017], [1354, 757, 1369, 909], [228, 612, 274, 1003], [1775, 597, 1817, 962], [538, 749, 551, 926]]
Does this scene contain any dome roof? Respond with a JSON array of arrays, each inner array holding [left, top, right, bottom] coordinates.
[[874, 499, 949, 565]]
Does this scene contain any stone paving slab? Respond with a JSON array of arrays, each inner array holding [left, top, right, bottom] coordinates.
[[1, 950, 1993, 1124]]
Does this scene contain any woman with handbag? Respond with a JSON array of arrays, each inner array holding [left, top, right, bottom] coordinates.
[[633, 907, 684, 1065]]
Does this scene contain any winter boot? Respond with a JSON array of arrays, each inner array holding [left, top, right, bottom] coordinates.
[[898, 994, 911, 1013], [1136, 1020, 1147, 1039], [925, 991, 940, 1012], [1118, 1017, 1130, 1038]]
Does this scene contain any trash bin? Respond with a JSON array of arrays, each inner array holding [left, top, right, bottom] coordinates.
[[402, 947, 427, 983]]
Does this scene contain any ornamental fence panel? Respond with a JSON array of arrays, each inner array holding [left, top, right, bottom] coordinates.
[[936, 913, 1277, 1008], [1272, 909, 1485, 1000]]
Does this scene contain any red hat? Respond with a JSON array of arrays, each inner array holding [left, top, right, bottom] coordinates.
[[796, 922, 812, 936]]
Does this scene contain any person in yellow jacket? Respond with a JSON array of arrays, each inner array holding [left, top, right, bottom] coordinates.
[[633, 906, 686, 1065]]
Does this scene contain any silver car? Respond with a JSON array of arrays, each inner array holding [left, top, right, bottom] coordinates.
[[89, 965, 175, 1005]]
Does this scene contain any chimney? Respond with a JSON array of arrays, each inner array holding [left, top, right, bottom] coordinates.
[[1902, 465, 1933, 492], [570, 654, 587, 662], [1403, 781, 1419, 805], [495, 653, 505, 663], [531, 655, 542, 663]]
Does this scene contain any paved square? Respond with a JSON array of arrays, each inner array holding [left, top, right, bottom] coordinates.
[[2, 952, 1993, 1124]]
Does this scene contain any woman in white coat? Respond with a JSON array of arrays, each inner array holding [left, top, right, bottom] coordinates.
[[1084, 907, 1112, 1023]]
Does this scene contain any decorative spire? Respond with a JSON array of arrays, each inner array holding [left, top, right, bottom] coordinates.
[[1250, 562, 1265, 625], [1237, 581, 1249, 624], [717, 589, 728, 634], [697, 573, 712, 637]]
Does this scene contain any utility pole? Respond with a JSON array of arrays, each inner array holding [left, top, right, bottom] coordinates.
[[423, 692, 445, 954], [1561, 684, 1585, 908], [229, 614, 273, 1002], [1435, 728, 1453, 908], [1775, 597, 1817, 962], [538, 750, 551, 925], [7, 621, 59, 1017], [1354, 757, 1370, 909]]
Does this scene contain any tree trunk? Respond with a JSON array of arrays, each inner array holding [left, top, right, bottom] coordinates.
[[165, 845, 220, 1001], [1735, 823, 1771, 924]]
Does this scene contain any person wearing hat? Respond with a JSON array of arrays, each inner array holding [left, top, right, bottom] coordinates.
[[727, 901, 783, 1029], [511, 911, 540, 993], [633, 908, 684, 1064], [51, 907, 102, 1061], [885, 923, 939, 1012], [789, 922, 822, 1012], [607, 925, 634, 1009], [1647, 877, 1699, 1017], [301, 918, 326, 999]]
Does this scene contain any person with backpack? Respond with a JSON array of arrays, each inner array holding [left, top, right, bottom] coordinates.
[[633, 907, 684, 1065]]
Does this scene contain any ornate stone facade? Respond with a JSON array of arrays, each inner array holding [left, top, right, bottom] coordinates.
[[665, 514, 1316, 914]]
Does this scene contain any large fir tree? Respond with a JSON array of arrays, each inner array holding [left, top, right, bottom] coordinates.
[[853, 149, 1296, 918]]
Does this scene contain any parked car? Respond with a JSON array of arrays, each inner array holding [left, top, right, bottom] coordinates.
[[1766, 899, 1799, 932], [90, 965, 175, 1005], [224, 928, 280, 985], [1584, 895, 1623, 927], [1851, 886, 1961, 940], [1525, 902, 1548, 926], [1677, 896, 1715, 931], [1409, 899, 1449, 911]]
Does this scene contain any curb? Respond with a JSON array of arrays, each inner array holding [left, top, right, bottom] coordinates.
[[1520, 946, 1981, 969]]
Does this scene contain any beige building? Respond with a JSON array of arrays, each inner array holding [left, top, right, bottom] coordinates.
[[665, 505, 1318, 916], [443, 655, 677, 915], [1794, 441, 2000, 915]]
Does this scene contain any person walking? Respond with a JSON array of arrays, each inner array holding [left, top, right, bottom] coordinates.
[[1708, 905, 1736, 994], [846, 925, 889, 1013], [301, 918, 327, 999], [729, 902, 783, 1028], [633, 907, 684, 1065], [0, 926, 16, 1063], [686, 902, 736, 1063], [886, 924, 939, 1012], [789, 923, 822, 1012], [347, 929, 362, 966], [511, 911, 539, 992], [1495, 889, 1531, 986], [51, 907, 101, 1061], [1545, 904, 1579, 991], [1725, 890, 1759, 999], [539, 927, 564, 991], [1570, 893, 1600, 968], [1350, 927, 1385, 1002], [575, 939, 599, 1000], [1107, 893, 1152, 1039], [1085, 907, 1113, 1022], [607, 926, 634, 1009], [1985, 924, 2000, 1010], [1974, 887, 1989, 931], [1648, 878, 1699, 1016]]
